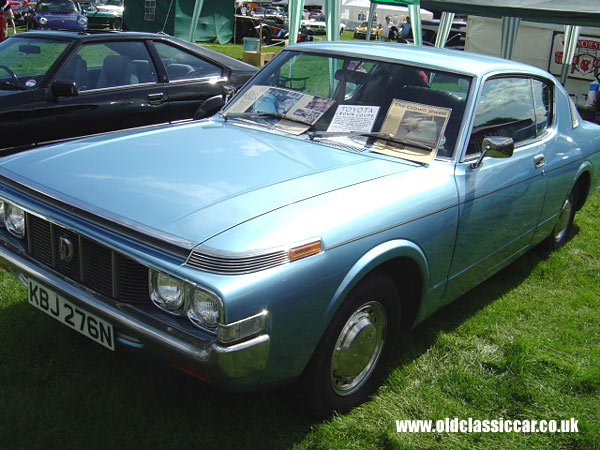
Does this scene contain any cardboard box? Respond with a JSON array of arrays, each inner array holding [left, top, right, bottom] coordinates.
[[243, 51, 275, 67]]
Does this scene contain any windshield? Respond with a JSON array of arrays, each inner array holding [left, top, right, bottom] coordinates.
[[37, 0, 78, 12], [0, 37, 69, 89], [224, 49, 471, 162]]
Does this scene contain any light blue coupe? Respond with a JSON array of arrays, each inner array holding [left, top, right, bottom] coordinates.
[[0, 42, 599, 416]]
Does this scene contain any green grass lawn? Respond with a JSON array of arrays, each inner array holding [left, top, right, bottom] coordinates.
[[198, 30, 362, 62], [0, 189, 598, 450]]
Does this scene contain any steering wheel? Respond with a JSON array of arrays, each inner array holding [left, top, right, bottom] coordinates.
[[0, 65, 22, 87]]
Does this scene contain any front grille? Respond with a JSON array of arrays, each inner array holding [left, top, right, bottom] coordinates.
[[26, 213, 149, 304], [187, 247, 289, 275]]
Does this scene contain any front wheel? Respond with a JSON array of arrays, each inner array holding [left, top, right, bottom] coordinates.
[[301, 274, 400, 417], [111, 17, 123, 30]]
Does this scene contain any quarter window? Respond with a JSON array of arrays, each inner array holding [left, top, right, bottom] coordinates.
[[531, 79, 553, 136], [154, 42, 222, 81], [467, 77, 536, 156]]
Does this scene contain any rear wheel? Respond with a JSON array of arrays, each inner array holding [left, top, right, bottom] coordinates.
[[302, 274, 400, 417], [545, 189, 576, 249]]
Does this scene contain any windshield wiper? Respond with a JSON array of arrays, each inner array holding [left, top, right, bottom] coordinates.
[[222, 111, 288, 121], [309, 130, 435, 152], [0, 81, 26, 91]]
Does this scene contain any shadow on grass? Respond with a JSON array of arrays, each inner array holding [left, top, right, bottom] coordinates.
[[0, 227, 580, 450], [395, 224, 580, 366]]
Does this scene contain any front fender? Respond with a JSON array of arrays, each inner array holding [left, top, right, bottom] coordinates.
[[324, 239, 429, 322]]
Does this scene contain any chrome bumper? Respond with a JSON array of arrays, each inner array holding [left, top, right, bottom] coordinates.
[[0, 244, 270, 386]]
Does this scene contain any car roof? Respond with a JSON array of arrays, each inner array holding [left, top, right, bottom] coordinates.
[[287, 41, 550, 78], [10, 30, 257, 72], [11, 30, 172, 41]]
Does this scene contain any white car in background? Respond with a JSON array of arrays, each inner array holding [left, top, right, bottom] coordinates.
[[95, 0, 123, 14], [301, 17, 346, 35]]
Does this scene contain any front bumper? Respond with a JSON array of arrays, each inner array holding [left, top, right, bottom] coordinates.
[[0, 243, 270, 390]]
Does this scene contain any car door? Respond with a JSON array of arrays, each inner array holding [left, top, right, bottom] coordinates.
[[0, 90, 34, 152], [0, 35, 71, 151], [445, 76, 552, 301], [151, 40, 228, 121], [33, 39, 169, 144]]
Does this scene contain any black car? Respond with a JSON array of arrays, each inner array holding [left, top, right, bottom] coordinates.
[[0, 30, 257, 153]]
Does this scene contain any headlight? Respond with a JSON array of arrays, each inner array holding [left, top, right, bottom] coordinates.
[[0, 200, 5, 224], [187, 288, 220, 331], [5, 203, 25, 239], [39, 17, 48, 25], [78, 16, 88, 25], [149, 270, 185, 314]]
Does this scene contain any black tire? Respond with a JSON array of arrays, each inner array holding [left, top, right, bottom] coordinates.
[[301, 273, 401, 417], [545, 188, 576, 250], [111, 17, 123, 31], [261, 27, 272, 44]]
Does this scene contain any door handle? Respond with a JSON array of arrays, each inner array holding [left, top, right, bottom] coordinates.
[[147, 92, 164, 105], [533, 153, 545, 169]]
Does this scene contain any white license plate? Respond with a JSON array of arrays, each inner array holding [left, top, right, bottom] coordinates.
[[28, 278, 115, 351]]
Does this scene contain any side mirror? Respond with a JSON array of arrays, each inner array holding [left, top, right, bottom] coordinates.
[[221, 84, 236, 103], [471, 136, 514, 169], [51, 81, 79, 98], [193, 94, 225, 120]]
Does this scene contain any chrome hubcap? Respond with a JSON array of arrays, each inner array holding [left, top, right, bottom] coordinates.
[[554, 196, 573, 242], [330, 301, 387, 396]]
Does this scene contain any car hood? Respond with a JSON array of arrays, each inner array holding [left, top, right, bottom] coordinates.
[[37, 12, 81, 20], [0, 120, 412, 248]]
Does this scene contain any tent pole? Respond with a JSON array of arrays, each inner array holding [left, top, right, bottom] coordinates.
[[560, 25, 581, 84], [366, 2, 377, 41], [408, 2, 422, 45], [288, 0, 306, 46], [434, 11, 454, 47], [325, 0, 341, 41], [500, 16, 520, 59], [188, 0, 205, 42]]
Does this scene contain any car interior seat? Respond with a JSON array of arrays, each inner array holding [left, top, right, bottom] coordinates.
[[96, 54, 139, 89], [166, 63, 194, 81], [131, 60, 156, 83], [57, 54, 89, 91]]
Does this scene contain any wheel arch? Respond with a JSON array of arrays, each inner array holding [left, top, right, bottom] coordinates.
[[325, 240, 429, 331], [572, 163, 592, 211]]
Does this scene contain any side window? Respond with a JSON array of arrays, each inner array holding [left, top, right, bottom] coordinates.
[[532, 79, 553, 136], [467, 77, 536, 156], [55, 41, 157, 91], [154, 42, 222, 81]]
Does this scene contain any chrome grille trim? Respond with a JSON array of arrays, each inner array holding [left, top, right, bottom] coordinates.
[[186, 247, 290, 275], [25, 212, 150, 304]]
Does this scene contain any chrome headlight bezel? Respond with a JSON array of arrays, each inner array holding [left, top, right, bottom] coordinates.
[[187, 287, 221, 332], [149, 269, 186, 315], [39, 17, 48, 25], [78, 16, 88, 25], [4, 203, 26, 239], [148, 268, 223, 333]]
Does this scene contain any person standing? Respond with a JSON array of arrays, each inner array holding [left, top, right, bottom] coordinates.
[[400, 16, 412, 40], [0, 0, 16, 35], [382, 15, 394, 41]]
